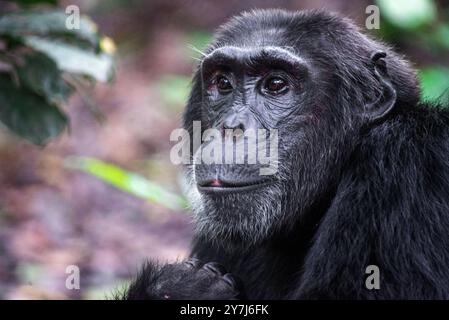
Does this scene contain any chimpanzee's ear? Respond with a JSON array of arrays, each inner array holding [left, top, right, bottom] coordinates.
[[364, 51, 397, 122]]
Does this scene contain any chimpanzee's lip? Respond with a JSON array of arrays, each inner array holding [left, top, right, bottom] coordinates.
[[197, 178, 274, 193]]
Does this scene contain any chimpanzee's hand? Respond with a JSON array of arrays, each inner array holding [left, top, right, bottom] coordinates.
[[125, 258, 244, 300]]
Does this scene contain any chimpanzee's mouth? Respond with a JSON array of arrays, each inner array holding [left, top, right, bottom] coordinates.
[[197, 178, 273, 193]]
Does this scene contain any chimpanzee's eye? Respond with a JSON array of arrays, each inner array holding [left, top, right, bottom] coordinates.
[[215, 75, 233, 93], [263, 76, 289, 95]]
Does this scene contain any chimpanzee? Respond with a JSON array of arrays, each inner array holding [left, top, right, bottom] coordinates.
[[125, 9, 449, 299]]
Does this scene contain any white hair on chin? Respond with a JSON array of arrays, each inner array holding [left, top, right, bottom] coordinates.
[[181, 163, 288, 251]]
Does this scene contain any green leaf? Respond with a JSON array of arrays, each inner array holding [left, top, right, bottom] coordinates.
[[377, 0, 436, 29], [0, 11, 99, 50], [17, 52, 73, 104], [65, 156, 188, 211], [0, 73, 68, 145], [185, 30, 212, 60], [419, 68, 449, 103], [433, 24, 449, 50], [16, 263, 47, 285], [10, 0, 57, 6], [24, 36, 114, 82], [157, 75, 191, 108]]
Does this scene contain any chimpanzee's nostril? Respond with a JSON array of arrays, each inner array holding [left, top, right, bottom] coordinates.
[[222, 117, 245, 131]]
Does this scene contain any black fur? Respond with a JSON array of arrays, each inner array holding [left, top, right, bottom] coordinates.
[[125, 9, 449, 300]]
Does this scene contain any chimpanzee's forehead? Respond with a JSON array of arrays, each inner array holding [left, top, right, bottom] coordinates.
[[213, 25, 293, 50], [211, 10, 358, 54], [202, 45, 306, 69]]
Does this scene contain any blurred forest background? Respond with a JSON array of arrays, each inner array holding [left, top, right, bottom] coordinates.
[[0, 0, 448, 299]]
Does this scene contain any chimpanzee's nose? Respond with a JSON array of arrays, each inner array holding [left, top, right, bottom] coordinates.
[[222, 114, 246, 131]]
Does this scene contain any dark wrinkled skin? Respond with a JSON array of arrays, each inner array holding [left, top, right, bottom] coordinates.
[[124, 9, 449, 300]]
